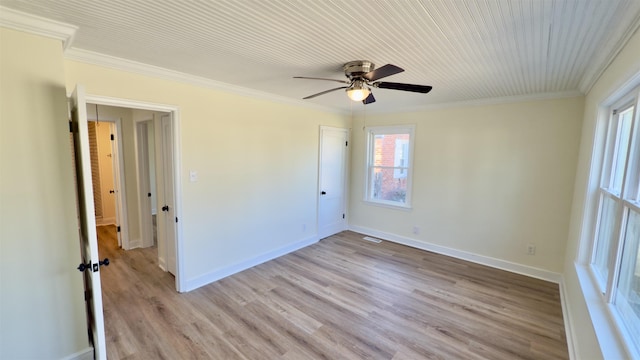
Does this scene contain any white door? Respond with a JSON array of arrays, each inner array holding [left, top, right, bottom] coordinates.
[[318, 126, 349, 239], [155, 113, 177, 274], [136, 121, 154, 248], [70, 85, 107, 360]]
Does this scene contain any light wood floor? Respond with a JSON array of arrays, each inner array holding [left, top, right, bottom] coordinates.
[[97, 226, 568, 359]]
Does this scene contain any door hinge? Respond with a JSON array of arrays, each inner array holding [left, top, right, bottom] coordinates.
[[110, 134, 114, 141], [343, 213, 345, 219], [117, 226, 121, 233], [345, 141, 348, 146], [84, 290, 90, 302], [69, 121, 73, 133], [175, 217, 178, 223]]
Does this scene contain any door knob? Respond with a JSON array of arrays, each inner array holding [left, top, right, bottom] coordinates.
[[321, 191, 326, 195], [109, 190, 115, 194], [77, 261, 91, 272], [162, 205, 169, 212], [99, 258, 110, 267]]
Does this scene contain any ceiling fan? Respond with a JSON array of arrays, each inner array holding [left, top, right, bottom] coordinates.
[[294, 60, 432, 104]]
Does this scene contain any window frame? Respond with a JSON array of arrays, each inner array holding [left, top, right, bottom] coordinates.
[[363, 125, 416, 209], [587, 85, 640, 357]]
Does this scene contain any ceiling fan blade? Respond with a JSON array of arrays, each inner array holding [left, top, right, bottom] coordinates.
[[302, 86, 348, 99], [293, 76, 350, 84], [375, 82, 432, 93], [362, 92, 376, 104], [363, 64, 404, 81]]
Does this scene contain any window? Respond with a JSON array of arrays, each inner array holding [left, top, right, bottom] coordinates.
[[365, 125, 415, 208], [590, 86, 640, 354]]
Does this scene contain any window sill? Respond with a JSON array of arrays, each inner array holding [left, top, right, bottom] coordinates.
[[363, 200, 412, 211], [574, 263, 639, 359]]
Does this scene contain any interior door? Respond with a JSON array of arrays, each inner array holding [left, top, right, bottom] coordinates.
[[161, 114, 177, 274], [318, 126, 349, 239], [70, 85, 107, 360]]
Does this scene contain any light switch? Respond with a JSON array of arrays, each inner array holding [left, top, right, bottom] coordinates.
[[189, 170, 198, 182]]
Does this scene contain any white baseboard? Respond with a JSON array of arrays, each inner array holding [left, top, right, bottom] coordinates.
[[158, 256, 167, 272], [128, 238, 142, 249], [558, 277, 577, 360], [60, 347, 93, 360], [348, 225, 562, 283], [185, 234, 319, 292]]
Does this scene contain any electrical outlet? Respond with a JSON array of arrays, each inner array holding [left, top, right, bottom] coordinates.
[[412, 226, 420, 235], [527, 243, 536, 255]]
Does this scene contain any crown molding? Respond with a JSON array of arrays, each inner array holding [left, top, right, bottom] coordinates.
[[365, 90, 584, 115], [64, 48, 345, 115], [579, 10, 640, 94], [0, 6, 77, 50]]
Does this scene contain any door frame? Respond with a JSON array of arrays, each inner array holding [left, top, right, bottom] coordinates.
[[85, 94, 185, 292], [87, 113, 128, 248], [317, 126, 350, 239]]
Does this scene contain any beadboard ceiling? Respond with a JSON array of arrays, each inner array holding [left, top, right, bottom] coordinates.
[[2, 0, 640, 113]]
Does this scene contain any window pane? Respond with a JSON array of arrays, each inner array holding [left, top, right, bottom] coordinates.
[[614, 209, 640, 351], [370, 167, 407, 203], [611, 107, 634, 194], [373, 133, 410, 167], [593, 196, 619, 287]]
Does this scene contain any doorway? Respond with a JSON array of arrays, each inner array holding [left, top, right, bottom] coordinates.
[[84, 97, 183, 292]]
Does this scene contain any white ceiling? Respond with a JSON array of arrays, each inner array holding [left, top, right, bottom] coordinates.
[[2, 0, 640, 113]]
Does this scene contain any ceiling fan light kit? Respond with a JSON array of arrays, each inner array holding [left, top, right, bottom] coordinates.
[[346, 79, 370, 101], [294, 60, 432, 105]]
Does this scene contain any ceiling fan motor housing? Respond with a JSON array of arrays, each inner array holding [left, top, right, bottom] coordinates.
[[343, 60, 375, 79]]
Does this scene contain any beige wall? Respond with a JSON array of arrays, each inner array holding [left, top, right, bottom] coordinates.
[[64, 60, 351, 286], [562, 25, 640, 359], [0, 28, 88, 358], [349, 97, 584, 274]]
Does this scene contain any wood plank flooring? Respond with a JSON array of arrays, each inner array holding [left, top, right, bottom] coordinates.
[[97, 226, 568, 359]]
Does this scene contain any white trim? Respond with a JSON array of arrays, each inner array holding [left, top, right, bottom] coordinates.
[[558, 278, 578, 360], [364, 125, 416, 209], [349, 224, 562, 283], [65, 48, 343, 115], [158, 257, 167, 272], [184, 235, 319, 292], [83, 94, 186, 293], [60, 347, 93, 360], [367, 91, 584, 114], [128, 237, 142, 249], [0, 6, 76, 50], [64, 45, 588, 116], [579, 14, 640, 94], [575, 264, 633, 359]]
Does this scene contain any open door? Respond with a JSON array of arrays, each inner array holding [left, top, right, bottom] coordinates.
[[156, 113, 177, 274], [70, 85, 107, 360]]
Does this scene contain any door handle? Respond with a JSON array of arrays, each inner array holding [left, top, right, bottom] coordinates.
[[77, 261, 91, 272], [109, 190, 115, 194], [321, 191, 326, 195], [162, 205, 169, 212]]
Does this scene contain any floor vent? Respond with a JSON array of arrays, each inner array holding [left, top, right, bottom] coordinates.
[[362, 236, 382, 243]]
